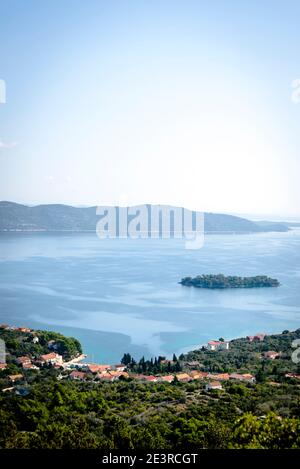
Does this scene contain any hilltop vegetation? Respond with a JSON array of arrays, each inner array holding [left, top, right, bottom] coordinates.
[[0, 201, 289, 233], [0, 327, 82, 363], [180, 274, 280, 289], [1, 377, 300, 449], [181, 329, 300, 379]]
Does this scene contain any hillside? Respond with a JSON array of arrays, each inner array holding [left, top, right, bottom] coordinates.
[[0, 326, 300, 449], [0, 201, 289, 233]]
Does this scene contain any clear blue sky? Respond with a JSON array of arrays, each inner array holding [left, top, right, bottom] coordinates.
[[0, 0, 299, 216]]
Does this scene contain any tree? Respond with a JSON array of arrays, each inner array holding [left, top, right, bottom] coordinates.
[[121, 353, 132, 366]]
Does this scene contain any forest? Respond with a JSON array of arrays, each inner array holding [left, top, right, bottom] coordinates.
[[0, 327, 299, 449]]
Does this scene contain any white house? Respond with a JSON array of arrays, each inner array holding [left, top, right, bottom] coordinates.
[[207, 340, 229, 351], [114, 364, 127, 372], [39, 352, 63, 365]]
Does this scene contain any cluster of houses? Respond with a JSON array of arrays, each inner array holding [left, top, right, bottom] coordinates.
[[206, 333, 268, 351], [0, 326, 284, 394], [0, 324, 33, 333], [68, 363, 128, 382], [60, 365, 256, 391], [1, 351, 257, 391], [16, 352, 63, 370]]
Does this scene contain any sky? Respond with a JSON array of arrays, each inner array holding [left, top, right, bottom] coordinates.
[[0, 0, 300, 217]]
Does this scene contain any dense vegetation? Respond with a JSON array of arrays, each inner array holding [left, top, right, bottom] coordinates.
[[0, 327, 299, 449], [121, 353, 182, 374], [181, 329, 300, 379], [0, 375, 300, 449], [0, 328, 82, 362], [180, 274, 280, 289]]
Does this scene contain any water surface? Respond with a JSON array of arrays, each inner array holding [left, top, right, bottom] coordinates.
[[0, 230, 299, 363]]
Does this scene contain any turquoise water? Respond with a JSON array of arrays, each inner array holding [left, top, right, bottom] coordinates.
[[0, 230, 299, 363]]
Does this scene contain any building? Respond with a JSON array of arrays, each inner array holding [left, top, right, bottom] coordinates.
[[212, 373, 230, 381], [241, 373, 256, 383], [134, 374, 148, 381], [86, 364, 111, 374], [186, 361, 203, 368], [189, 370, 202, 379], [108, 370, 129, 378], [16, 327, 31, 333], [263, 351, 280, 360], [114, 364, 127, 372], [159, 375, 174, 383], [16, 356, 32, 366], [285, 373, 300, 380], [22, 363, 39, 370], [207, 340, 229, 351], [229, 373, 255, 383], [197, 371, 209, 379], [32, 336, 39, 344], [247, 333, 266, 342], [8, 374, 23, 383], [205, 381, 223, 391], [39, 352, 63, 365], [143, 375, 158, 382], [175, 373, 192, 382], [69, 370, 87, 381], [100, 374, 117, 382]]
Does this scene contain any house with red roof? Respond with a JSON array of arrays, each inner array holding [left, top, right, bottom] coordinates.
[[159, 375, 174, 383], [229, 373, 255, 383], [207, 340, 229, 351], [39, 352, 63, 365], [17, 327, 31, 333], [212, 373, 230, 381], [85, 364, 111, 374], [22, 363, 39, 370], [175, 373, 192, 382], [143, 375, 158, 382], [16, 356, 32, 367], [100, 374, 118, 382], [69, 370, 87, 381], [206, 380, 223, 391]]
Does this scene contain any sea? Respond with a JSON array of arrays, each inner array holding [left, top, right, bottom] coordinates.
[[0, 229, 299, 363]]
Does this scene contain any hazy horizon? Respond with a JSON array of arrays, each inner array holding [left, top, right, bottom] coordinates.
[[1, 198, 300, 222]]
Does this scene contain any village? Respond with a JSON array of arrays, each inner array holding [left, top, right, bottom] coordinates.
[[1, 324, 294, 395]]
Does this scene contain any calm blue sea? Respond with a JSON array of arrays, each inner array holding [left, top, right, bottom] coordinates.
[[0, 230, 299, 363]]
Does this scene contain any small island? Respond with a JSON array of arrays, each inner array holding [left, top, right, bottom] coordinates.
[[180, 274, 280, 289]]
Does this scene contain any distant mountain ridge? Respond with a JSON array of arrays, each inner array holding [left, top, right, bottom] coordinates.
[[0, 201, 289, 233]]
